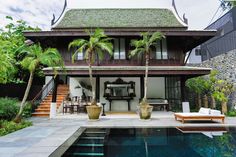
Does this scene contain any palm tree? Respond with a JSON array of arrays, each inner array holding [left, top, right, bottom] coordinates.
[[14, 44, 64, 122], [68, 28, 113, 106], [130, 32, 164, 106]]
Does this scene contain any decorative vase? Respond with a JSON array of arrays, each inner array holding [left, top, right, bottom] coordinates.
[[138, 105, 153, 120], [86, 105, 102, 120]]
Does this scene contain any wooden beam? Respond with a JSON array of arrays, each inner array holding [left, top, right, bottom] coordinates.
[[52, 75, 58, 103]]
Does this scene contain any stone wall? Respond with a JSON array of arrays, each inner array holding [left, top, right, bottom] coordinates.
[[188, 49, 236, 108]]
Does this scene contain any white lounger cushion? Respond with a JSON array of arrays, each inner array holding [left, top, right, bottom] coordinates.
[[210, 109, 221, 116], [175, 113, 215, 117], [199, 107, 211, 114]]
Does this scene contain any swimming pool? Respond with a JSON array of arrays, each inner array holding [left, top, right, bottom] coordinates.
[[61, 127, 236, 157]]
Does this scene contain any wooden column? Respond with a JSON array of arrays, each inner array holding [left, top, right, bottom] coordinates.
[[140, 76, 144, 99], [96, 76, 100, 102], [52, 75, 59, 103], [180, 77, 186, 102]]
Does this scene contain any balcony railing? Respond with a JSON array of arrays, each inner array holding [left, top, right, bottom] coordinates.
[[67, 58, 181, 66]]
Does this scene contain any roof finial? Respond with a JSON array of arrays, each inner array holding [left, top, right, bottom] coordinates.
[[172, 0, 188, 25], [51, 14, 55, 26], [51, 0, 67, 26], [183, 13, 188, 24]]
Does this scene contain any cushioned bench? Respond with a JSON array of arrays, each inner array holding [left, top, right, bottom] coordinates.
[[147, 98, 169, 111], [174, 108, 225, 123]]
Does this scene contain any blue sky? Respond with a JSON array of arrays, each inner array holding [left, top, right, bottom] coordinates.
[[0, 0, 228, 30]]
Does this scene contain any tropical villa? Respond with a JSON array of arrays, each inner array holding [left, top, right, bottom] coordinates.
[[3, 1, 236, 157], [23, 0, 216, 117]]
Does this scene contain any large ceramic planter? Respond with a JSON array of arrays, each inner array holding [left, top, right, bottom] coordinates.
[[86, 105, 102, 120], [138, 105, 153, 120]]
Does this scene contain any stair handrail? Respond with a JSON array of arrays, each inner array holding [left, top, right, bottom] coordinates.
[[31, 78, 54, 110]]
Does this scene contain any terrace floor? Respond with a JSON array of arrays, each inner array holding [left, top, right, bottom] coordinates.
[[1, 111, 236, 157]]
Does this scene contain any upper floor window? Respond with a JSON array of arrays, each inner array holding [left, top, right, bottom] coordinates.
[[76, 51, 84, 60], [113, 38, 126, 60], [155, 39, 168, 60]]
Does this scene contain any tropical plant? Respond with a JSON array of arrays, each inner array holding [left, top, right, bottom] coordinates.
[[0, 49, 16, 84], [0, 97, 19, 120], [14, 44, 64, 122], [212, 79, 234, 114], [186, 70, 218, 109], [68, 28, 113, 106], [129, 32, 164, 106], [0, 120, 32, 136], [0, 16, 40, 83], [186, 77, 205, 108]]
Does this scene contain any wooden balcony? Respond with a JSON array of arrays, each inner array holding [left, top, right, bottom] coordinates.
[[65, 58, 182, 66]]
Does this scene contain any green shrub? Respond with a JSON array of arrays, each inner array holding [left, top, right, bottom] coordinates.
[[0, 97, 32, 120], [0, 120, 32, 136], [22, 102, 32, 118], [0, 97, 19, 120], [227, 110, 236, 117]]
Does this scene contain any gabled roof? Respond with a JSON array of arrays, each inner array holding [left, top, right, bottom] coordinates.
[[53, 8, 187, 29]]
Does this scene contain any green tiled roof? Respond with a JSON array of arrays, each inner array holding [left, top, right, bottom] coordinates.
[[54, 8, 186, 29]]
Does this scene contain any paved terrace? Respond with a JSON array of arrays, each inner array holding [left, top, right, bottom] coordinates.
[[1, 112, 236, 157]]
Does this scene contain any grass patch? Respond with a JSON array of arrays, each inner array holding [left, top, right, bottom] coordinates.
[[0, 120, 32, 136]]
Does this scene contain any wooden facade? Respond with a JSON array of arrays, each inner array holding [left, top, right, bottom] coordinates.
[[23, 7, 216, 111]]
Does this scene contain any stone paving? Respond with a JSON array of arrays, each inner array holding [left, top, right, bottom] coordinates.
[[1, 112, 236, 157]]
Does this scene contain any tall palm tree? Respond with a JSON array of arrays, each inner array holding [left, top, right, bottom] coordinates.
[[14, 44, 64, 122], [68, 28, 113, 106], [130, 32, 164, 105]]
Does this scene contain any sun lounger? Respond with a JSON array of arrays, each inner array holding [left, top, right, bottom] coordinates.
[[174, 107, 225, 123]]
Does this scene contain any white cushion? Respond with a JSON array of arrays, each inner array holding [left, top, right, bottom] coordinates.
[[182, 102, 190, 113], [199, 108, 210, 115], [210, 109, 221, 115]]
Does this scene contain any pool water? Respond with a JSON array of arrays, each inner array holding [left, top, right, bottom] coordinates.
[[62, 127, 236, 157]]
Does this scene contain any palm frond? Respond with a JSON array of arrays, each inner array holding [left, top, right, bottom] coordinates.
[[149, 32, 164, 46], [96, 42, 113, 56], [68, 39, 87, 50], [95, 48, 104, 61]]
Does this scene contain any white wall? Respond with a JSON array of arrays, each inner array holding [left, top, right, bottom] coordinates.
[[147, 77, 165, 98], [69, 77, 94, 97], [67, 76, 165, 111], [100, 77, 141, 111]]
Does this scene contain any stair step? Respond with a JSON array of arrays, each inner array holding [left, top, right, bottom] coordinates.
[[76, 144, 104, 147], [80, 137, 105, 140], [32, 112, 49, 117], [68, 152, 104, 156], [32, 85, 69, 117], [85, 131, 106, 134], [35, 109, 50, 112]]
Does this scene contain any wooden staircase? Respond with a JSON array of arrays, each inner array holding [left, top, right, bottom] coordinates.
[[32, 85, 69, 117]]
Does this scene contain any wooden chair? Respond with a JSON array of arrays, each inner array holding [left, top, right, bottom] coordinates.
[[62, 100, 73, 114]]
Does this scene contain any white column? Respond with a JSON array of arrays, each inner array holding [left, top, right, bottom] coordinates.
[[50, 102, 57, 118]]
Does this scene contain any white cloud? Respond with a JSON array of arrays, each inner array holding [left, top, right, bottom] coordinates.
[[0, 0, 229, 30]]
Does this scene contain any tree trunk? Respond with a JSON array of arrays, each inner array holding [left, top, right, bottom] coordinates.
[[222, 101, 227, 114], [211, 96, 216, 109], [14, 71, 34, 122], [197, 94, 201, 109], [88, 52, 96, 106], [143, 52, 149, 101], [203, 95, 208, 108]]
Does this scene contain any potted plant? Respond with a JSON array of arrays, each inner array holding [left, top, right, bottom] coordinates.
[[129, 32, 164, 120], [68, 28, 113, 120]]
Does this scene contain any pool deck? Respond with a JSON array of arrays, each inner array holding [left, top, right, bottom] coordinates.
[[1, 112, 236, 157]]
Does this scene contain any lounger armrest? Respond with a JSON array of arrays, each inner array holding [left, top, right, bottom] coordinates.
[[210, 109, 222, 116]]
